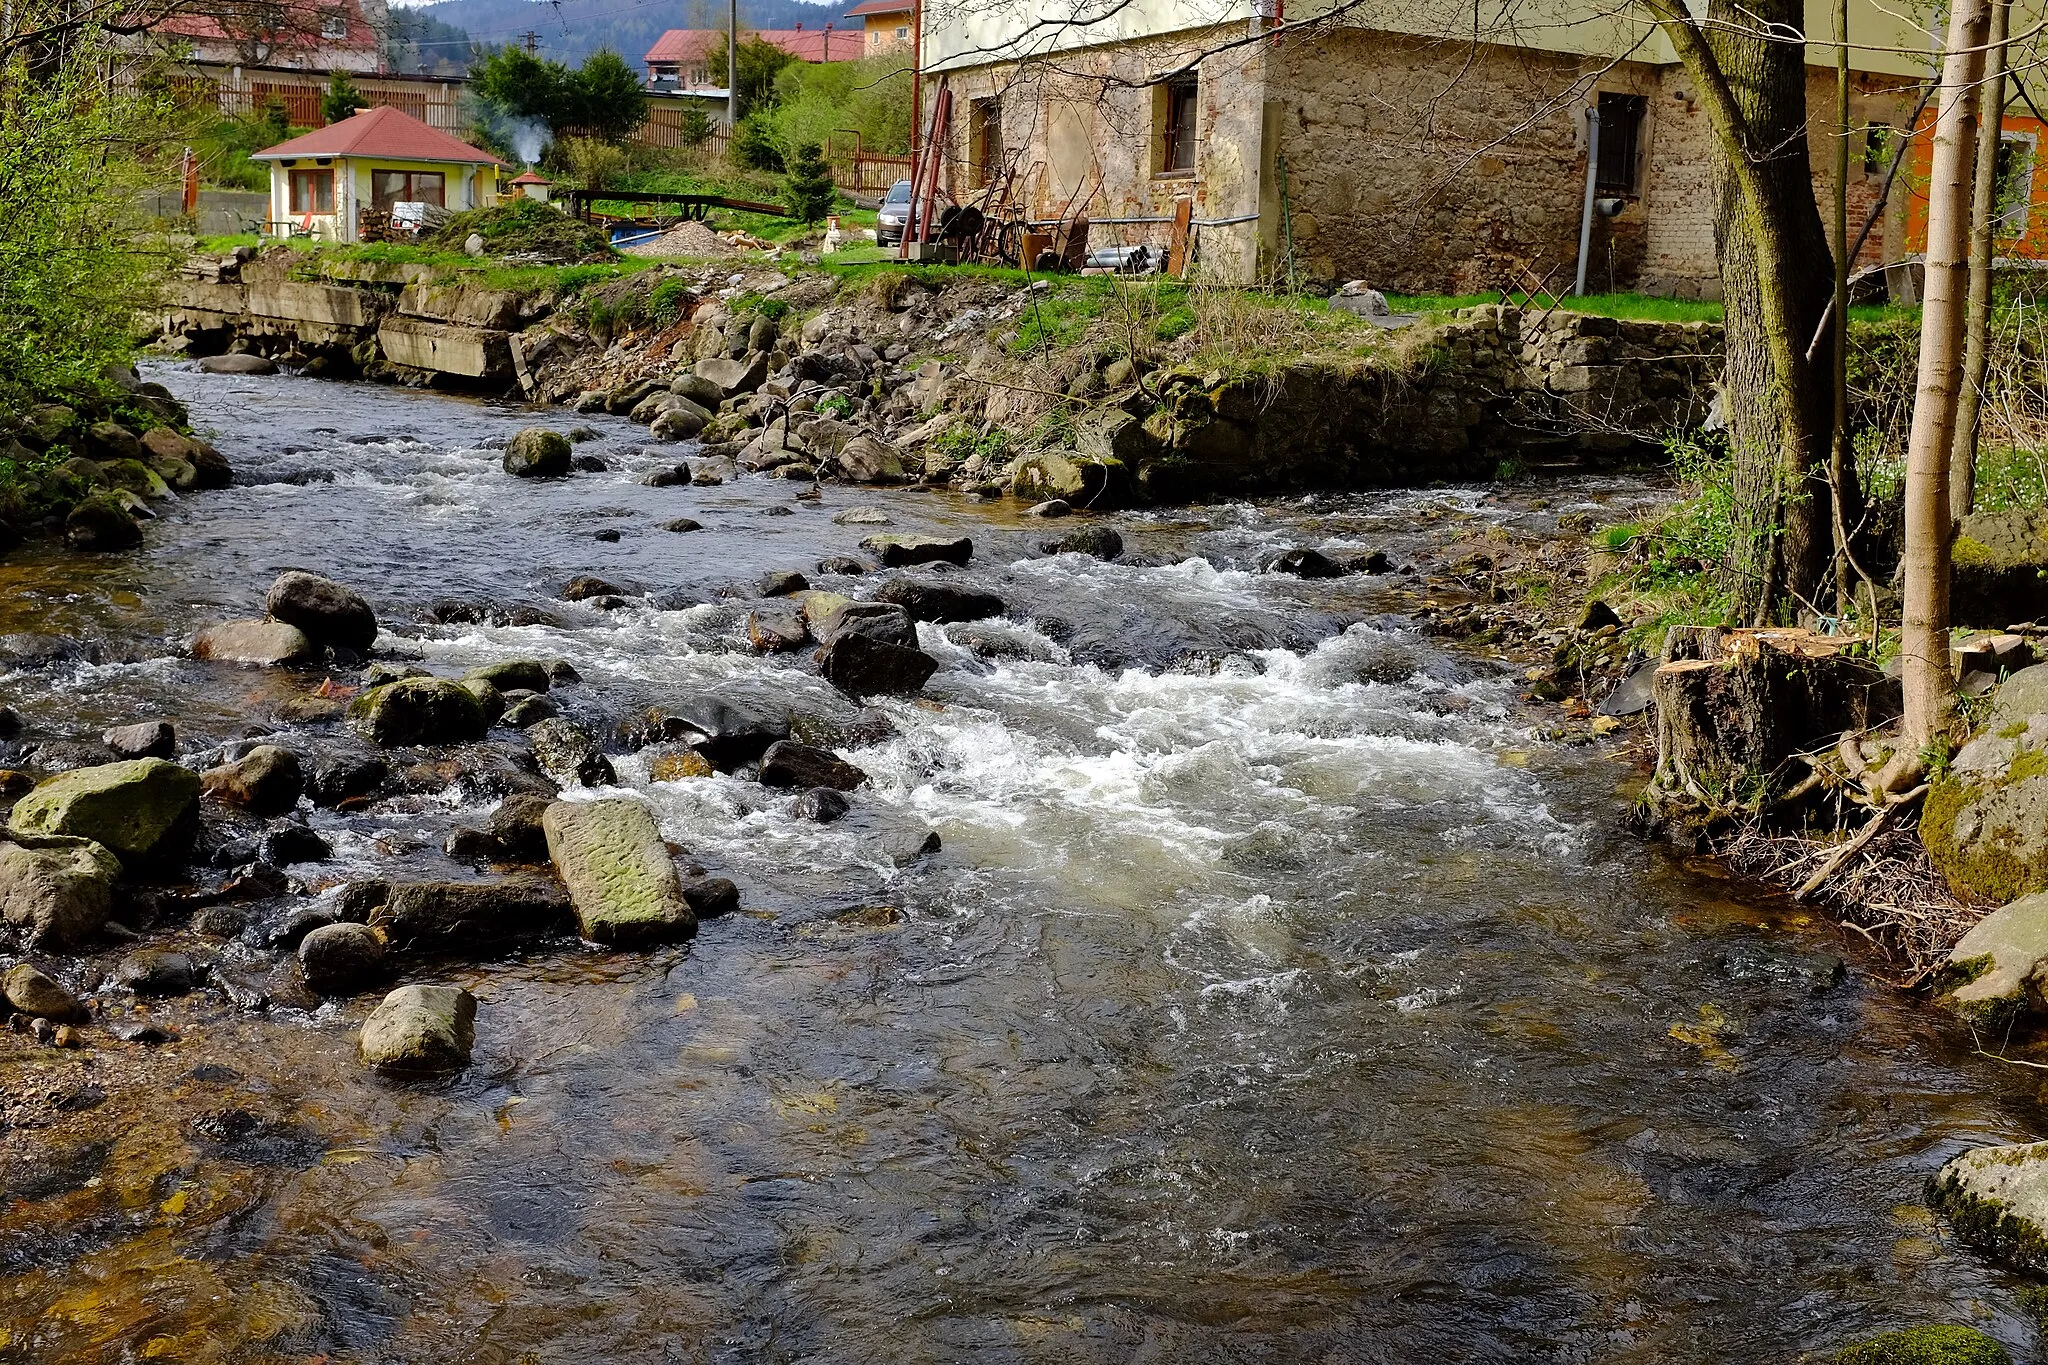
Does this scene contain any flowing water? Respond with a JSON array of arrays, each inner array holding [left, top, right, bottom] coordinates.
[[1, 366, 2044, 1363]]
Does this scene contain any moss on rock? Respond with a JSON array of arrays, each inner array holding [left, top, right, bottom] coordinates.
[[1832, 1325, 2009, 1365]]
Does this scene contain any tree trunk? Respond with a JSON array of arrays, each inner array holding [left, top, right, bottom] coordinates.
[[1953, 0, 2011, 519], [1698, 0, 1837, 624], [1830, 0, 1858, 617], [1903, 0, 1991, 747]]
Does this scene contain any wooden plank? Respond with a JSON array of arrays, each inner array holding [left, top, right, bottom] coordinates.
[[1166, 197, 1193, 277]]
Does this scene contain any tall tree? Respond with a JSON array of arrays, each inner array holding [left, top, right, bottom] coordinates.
[[1635, 0, 1839, 624], [1952, 0, 2012, 518], [1902, 0, 1991, 747], [572, 49, 649, 143]]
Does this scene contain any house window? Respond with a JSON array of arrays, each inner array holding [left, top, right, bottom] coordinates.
[[894, 25, 907, 38], [322, 13, 347, 39], [970, 96, 1001, 187], [288, 167, 334, 214], [1158, 75, 1197, 176], [371, 169, 445, 208], [1996, 132, 2037, 236], [1593, 92, 1647, 194], [1864, 123, 1891, 175]]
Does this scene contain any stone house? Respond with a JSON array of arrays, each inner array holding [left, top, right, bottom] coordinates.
[[919, 0, 1938, 296]]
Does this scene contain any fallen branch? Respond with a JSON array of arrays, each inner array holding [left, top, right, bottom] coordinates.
[[1794, 783, 1930, 901]]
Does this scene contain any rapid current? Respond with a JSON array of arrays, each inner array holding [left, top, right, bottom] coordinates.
[[1, 364, 2044, 1362]]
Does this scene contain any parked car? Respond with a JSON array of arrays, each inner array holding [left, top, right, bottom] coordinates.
[[876, 179, 914, 246]]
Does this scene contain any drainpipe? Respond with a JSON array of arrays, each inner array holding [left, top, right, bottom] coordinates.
[[726, 0, 737, 129], [1574, 103, 1601, 296]]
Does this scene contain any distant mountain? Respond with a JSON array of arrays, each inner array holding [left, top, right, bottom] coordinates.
[[398, 0, 848, 69]]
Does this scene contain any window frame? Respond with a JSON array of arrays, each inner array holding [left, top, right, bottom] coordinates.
[[370, 168, 446, 209], [321, 11, 347, 39], [1996, 130, 2038, 237], [1592, 92, 1647, 196], [970, 96, 1002, 188], [1158, 76, 1198, 177], [287, 167, 334, 214]]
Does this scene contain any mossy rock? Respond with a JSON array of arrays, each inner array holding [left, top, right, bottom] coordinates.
[[1936, 891, 2048, 1025], [1930, 1140, 2048, 1277], [541, 798, 695, 947], [93, 458, 170, 500], [7, 758, 202, 868], [348, 678, 488, 748], [1832, 1325, 2009, 1365], [1923, 769, 2048, 904]]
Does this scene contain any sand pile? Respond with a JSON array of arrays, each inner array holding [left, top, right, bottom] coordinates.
[[619, 220, 730, 257]]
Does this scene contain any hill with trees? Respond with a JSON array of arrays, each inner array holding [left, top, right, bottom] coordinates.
[[400, 0, 847, 69]]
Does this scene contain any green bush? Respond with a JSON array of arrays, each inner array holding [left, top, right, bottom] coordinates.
[[762, 55, 911, 160], [731, 115, 784, 173], [321, 70, 367, 125], [649, 276, 692, 327], [430, 198, 613, 260], [783, 142, 836, 223]]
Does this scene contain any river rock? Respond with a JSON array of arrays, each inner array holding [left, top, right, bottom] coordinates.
[[647, 697, 788, 766], [792, 787, 850, 822], [265, 571, 378, 651], [93, 456, 169, 499], [349, 678, 488, 748], [527, 717, 616, 788], [456, 677, 506, 726], [650, 406, 706, 441], [370, 878, 571, 952], [0, 837, 121, 948], [103, 721, 174, 760], [649, 748, 715, 782], [462, 660, 551, 695], [490, 794, 552, 860], [682, 875, 738, 919], [201, 744, 302, 817], [875, 580, 1004, 623], [759, 741, 867, 791], [820, 634, 938, 697], [695, 354, 768, 396], [307, 752, 388, 806], [198, 353, 277, 375], [1931, 1139, 2048, 1274], [816, 601, 918, 650], [1043, 525, 1123, 560], [747, 603, 809, 652], [65, 494, 141, 551], [542, 797, 696, 947], [663, 517, 703, 533], [361, 984, 476, 1072], [882, 827, 942, 866], [835, 436, 906, 483], [816, 555, 868, 576], [193, 619, 319, 667], [761, 569, 809, 597], [298, 922, 386, 994], [562, 575, 627, 602], [261, 822, 331, 865], [861, 534, 972, 568], [504, 427, 573, 478], [671, 373, 723, 408], [1953, 510, 2048, 629], [9, 758, 201, 867], [1831, 1327, 2009, 1365], [500, 693, 558, 728], [117, 949, 199, 996], [1262, 547, 1347, 578], [1941, 891, 2048, 1023], [3, 963, 84, 1021]]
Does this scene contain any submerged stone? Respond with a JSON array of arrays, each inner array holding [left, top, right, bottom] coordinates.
[[542, 797, 696, 947]]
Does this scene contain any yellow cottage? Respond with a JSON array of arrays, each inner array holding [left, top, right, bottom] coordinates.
[[252, 105, 504, 243]]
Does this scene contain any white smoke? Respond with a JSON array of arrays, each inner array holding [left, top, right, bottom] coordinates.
[[507, 117, 551, 167]]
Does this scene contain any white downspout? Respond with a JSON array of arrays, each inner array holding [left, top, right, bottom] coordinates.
[[1574, 104, 1602, 296]]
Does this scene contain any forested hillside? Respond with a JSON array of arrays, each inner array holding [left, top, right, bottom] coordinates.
[[398, 0, 845, 67]]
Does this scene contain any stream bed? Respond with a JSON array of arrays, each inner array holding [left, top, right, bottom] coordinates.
[[0, 365, 2043, 1363]]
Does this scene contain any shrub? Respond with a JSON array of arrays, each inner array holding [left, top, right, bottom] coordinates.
[[560, 135, 628, 191], [731, 115, 784, 172], [430, 198, 613, 260], [321, 70, 367, 125], [649, 276, 693, 327], [783, 142, 836, 223]]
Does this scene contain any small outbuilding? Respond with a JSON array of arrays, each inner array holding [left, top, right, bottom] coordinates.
[[253, 106, 504, 243], [507, 170, 553, 205]]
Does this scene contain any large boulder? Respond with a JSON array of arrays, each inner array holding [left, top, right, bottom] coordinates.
[[64, 494, 141, 551], [1044, 525, 1124, 561], [198, 353, 277, 375], [639, 697, 787, 767], [464, 659, 552, 693], [1923, 669, 2048, 903], [360, 984, 476, 1071], [747, 603, 809, 653], [192, 619, 318, 667], [1952, 509, 2048, 630], [0, 836, 122, 948], [834, 436, 906, 484], [874, 579, 1004, 624], [820, 633, 938, 697], [265, 571, 378, 652], [1939, 892, 2048, 1023], [369, 878, 572, 952], [815, 601, 918, 650], [1931, 1139, 2048, 1275], [201, 744, 302, 817], [503, 427, 573, 478], [298, 922, 387, 994], [1011, 448, 1124, 504], [860, 534, 972, 568], [349, 678, 488, 748], [694, 354, 768, 396], [8, 759, 201, 867], [759, 741, 867, 791], [541, 798, 696, 947], [103, 721, 175, 760]]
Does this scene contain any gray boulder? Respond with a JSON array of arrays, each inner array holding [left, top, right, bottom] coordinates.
[[542, 797, 696, 946], [527, 717, 616, 788], [747, 603, 809, 653], [65, 495, 141, 552], [0, 837, 122, 948], [503, 427, 573, 478], [650, 405, 706, 441], [192, 619, 318, 667], [815, 601, 918, 650], [198, 353, 277, 375], [464, 659, 551, 693], [200, 744, 302, 817], [360, 983, 476, 1071], [116, 949, 198, 996], [1931, 1139, 2048, 1273], [103, 721, 174, 760], [1941, 891, 2048, 1023], [369, 878, 571, 951], [860, 534, 972, 568], [695, 354, 768, 396], [265, 571, 378, 652], [834, 436, 906, 483], [820, 633, 938, 697], [759, 741, 867, 791], [1954, 510, 2048, 629], [670, 373, 723, 408], [874, 579, 1004, 623]]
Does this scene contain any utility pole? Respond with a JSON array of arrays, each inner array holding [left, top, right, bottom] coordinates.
[[727, 0, 737, 129], [519, 29, 539, 53]]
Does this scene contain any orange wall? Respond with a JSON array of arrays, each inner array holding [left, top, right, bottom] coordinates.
[[1903, 109, 2048, 258]]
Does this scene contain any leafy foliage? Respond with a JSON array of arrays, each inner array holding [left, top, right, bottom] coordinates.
[[321, 69, 367, 125], [729, 35, 797, 118], [469, 44, 648, 146], [783, 142, 836, 223], [572, 49, 648, 143], [649, 276, 693, 327], [761, 54, 912, 158], [731, 114, 784, 172], [429, 198, 615, 259]]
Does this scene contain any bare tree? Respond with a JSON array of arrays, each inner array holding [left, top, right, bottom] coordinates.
[[1953, 0, 2013, 518]]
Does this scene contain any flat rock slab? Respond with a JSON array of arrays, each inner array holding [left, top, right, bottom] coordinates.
[[1932, 1139, 2048, 1274], [8, 758, 202, 867], [361, 984, 476, 1071], [543, 798, 696, 948], [860, 534, 972, 568], [369, 879, 572, 952], [1943, 891, 2048, 1022], [192, 619, 318, 667]]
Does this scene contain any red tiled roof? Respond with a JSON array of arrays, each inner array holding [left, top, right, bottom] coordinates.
[[510, 171, 551, 184], [844, 0, 913, 16], [252, 105, 503, 165], [644, 28, 722, 64]]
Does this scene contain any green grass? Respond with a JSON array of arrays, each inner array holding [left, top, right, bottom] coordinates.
[[1385, 290, 1913, 325], [195, 233, 261, 253], [1975, 443, 2048, 512], [282, 241, 656, 293]]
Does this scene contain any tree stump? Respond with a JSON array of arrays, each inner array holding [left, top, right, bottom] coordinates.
[[1648, 627, 1900, 818]]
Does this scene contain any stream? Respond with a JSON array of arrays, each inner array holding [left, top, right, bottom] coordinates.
[[0, 364, 2043, 1363]]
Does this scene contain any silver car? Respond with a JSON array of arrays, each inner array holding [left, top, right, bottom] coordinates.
[[876, 179, 914, 246]]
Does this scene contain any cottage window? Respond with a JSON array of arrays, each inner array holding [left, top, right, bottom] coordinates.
[[321, 12, 347, 39], [894, 25, 907, 38], [1996, 132, 2036, 236], [371, 169, 445, 208], [970, 97, 1002, 187], [1593, 92, 1646, 195], [1158, 75, 1197, 176], [288, 168, 334, 214], [1863, 124, 1891, 175]]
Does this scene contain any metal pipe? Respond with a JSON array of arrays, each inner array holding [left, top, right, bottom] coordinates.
[[726, 0, 737, 129], [1574, 105, 1601, 296], [1021, 212, 1261, 227]]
